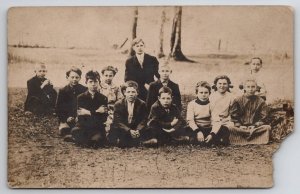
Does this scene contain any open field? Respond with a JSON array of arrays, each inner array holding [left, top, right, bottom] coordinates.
[[8, 88, 280, 188], [7, 47, 293, 188]]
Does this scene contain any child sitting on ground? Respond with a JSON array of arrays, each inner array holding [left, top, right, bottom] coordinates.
[[55, 67, 87, 140], [148, 86, 188, 145], [146, 64, 182, 112], [108, 81, 150, 147], [71, 70, 108, 147], [24, 63, 57, 115], [229, 78, 271, 145], [186, 81, 229, 145]]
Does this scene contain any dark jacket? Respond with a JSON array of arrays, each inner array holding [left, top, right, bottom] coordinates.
[[146, 79, 182, 111], [112, 98, 148, 132], [76, 91, 108, 130], [230, 95, 268, 126], [24, 76, 57, 113], [148, 100, 185, 131], [124, 53, 160, 101], [56, 84, 87, 122]]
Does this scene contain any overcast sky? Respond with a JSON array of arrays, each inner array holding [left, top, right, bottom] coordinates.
[[8, 6, 293, 55]]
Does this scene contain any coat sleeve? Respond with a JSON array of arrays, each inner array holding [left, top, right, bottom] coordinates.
[[258, 101, 268, 124], [136, 102, 148, 131], [146, 83, 156, 111], [230, 99, 242, 125], [124, 59, 132, 82], [148, 106, 172, 129], [113, 102, 132, 132], [153, 57, 160, 80], [55, 89, 69, 122], [186, 101, 198, 130], [173, 84, 182, 111]]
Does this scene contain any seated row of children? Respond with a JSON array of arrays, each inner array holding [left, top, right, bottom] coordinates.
[[24, 61, 270, 147]]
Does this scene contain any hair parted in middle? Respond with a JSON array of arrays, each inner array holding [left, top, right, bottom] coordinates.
[[195, 81, 211, 94], [212, 75, 233, 92], [101, 66, 118, 76]]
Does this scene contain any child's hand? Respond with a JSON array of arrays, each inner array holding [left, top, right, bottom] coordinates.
[[162, 128, 175, 133], [67, 117, 75, 123], [197, 131, 204, 142], [254, 122, 264, 127], [130, 130, 140, 138], [96, 106, 108, 113], [240, 126, 248, 130], [171, 117, 179, 127], [144, 83, 150, 90], [205, 134, 213, 143], [77, 108, 91, 116], [234, 123, 241, 127]]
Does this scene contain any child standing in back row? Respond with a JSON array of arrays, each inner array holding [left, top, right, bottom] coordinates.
[[146, 64, 182, 112]]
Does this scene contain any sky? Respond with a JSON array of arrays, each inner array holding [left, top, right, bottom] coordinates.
[[7, 6, 293, 55]]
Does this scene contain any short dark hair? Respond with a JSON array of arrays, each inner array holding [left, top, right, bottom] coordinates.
[[85, 70, 100, 83], [212, 75, 233, 92], [195, 81, 211, 94], [101, 66, 118, 76], [158, 86, 172, 97], [251, 57, 263, 65], [120, 81, 139, 95], [66, 66, 82, 78]]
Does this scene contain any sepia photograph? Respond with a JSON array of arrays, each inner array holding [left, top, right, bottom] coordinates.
[[7, 6, 294, 188]]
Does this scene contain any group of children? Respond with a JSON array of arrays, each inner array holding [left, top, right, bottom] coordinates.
[[24, 54, 271, 147]]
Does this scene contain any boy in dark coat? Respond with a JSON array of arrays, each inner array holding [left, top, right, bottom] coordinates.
[[24, 64, 57, 115], [71, 70, 108, 147], [146, 64, 181, 112], [148, 86, 188, 145], [108, 81, 152, 147], [55, 67, 87, 139], [124, 38, 160, 101]]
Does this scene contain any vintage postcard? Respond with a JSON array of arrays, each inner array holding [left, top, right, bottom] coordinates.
[[7, 6, 294, 188]]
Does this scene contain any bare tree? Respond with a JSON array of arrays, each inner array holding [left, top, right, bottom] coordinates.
[[158, 9, 166, 58], [130, 7, 139, 56], [169, 6, 192, 62]]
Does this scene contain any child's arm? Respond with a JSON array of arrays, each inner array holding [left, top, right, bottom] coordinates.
[[135, 102, 148, 131], [146, 83, 155, 111], [153, 57, 160, 80], [256, 101, 268, 126], [148, 106, 172, 129], [186, 101, 199, 131], [230, 98, 242, 126], [113, 102, 132, 132], [173, 84, 182, 111]]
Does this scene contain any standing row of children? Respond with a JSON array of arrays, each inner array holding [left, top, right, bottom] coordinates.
[[24, 55, 270, 147]]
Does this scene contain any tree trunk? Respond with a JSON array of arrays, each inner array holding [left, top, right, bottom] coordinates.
[[130, 7, 138, 56], [169, 7, 193, 62], [158, 9, 166, 58]]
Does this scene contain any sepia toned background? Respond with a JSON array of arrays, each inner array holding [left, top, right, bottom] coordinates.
[[7, 6, 294, 188]]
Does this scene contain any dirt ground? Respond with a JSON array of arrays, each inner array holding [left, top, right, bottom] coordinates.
[[8, 88, 280, 188]]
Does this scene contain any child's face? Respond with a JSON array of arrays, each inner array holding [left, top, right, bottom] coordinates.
[[86, 79, 99, 92], [35, 67, 47, 79], [216, 79, 229, 94], [102, 70, 114, 84], [197, 87, 210, 101], [158, 93, 172, 108], [159, 67, 172, 81], [133, 41, 145, 55], [244, 81, 257, 95], [250, 59, 262, 73], [124, 87, 138, 102], [67, 71, 81, 86]]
